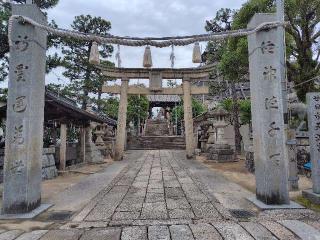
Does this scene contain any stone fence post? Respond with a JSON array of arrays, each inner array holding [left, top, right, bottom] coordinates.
[[248, 13, 289, 205], [302, 93, 320, 204]]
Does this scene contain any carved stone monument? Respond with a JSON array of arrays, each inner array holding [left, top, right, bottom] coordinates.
[[247, 13, 290, 205], [2, 4, 51, 216], [85, 122, 104, 164], [103, 125, 115, 158], [302, 93, 320, 204], [287, 130, 299, 191]]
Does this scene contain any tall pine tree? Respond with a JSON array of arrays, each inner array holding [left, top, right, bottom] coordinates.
[[61, 15, 113, 109]]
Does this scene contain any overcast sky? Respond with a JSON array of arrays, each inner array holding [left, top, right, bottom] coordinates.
[[44, 0, 246, 86]]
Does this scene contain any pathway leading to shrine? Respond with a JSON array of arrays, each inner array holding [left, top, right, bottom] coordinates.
[[1, 150, 320, 239]]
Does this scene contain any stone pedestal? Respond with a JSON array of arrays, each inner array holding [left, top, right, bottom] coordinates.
[[207, 144, 235, 163], [2, 4, 48, 215]]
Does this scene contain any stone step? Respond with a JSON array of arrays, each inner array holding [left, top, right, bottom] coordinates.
[[145, 119, 170, 136], [127, 136, 186, 150]]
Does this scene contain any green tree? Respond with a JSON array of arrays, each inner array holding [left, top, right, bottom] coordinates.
[[61, 15, 113, 109], [285, 0, 320, 100], [127, 95, 149, 130], [171, 98, 206, 123], [230, 0, 320, 100], [220, 98, 252, 125], [0, 0, 61, 81], [102, 97, 119, 120], [204, 8, 246, 154], [239, 99, 251, 125], [46, 83, 77, 100], [205, 0, 320, 153], [101, 95, 150, 129]]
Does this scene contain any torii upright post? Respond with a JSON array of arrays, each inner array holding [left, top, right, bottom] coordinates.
[[183, 77, 195, 158], [114, 78, 129, 161], [2, 4, 49, 215]]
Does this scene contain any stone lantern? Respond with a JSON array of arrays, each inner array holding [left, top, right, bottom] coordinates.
[[95, 124, 105, 147], [207, 108, 236, 163], [212, 108, 229, 145], [103, 124, 116, 158]]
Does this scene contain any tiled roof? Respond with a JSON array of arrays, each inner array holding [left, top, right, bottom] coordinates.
[[147, 95, 181, 103]]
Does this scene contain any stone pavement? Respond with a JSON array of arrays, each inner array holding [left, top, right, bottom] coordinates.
[[1, 150, 320, 239]]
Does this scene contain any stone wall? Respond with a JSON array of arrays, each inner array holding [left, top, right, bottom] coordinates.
[[42, 147, 58, 180], [0, 147, 58, 183]]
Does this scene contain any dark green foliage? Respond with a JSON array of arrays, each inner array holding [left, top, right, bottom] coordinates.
[[239, 99, 251, 125], [0, 87, 7, 102], [61, 15, 114, 109], [220, 98, 251, 125], [0, 0, 61, 85], [127, 95, 149, 126], [171, 98, 206, 123], [228, 0, 320, 101], [100, 95, 149, 127], [205, 0, 320, 152], [204, 8, 244, 153], [101, 97, 119, 120], [284, 0, 320, 100]]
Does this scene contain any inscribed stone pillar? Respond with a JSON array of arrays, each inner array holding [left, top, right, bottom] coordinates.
[[248, 13, 289, 204], [183, 78, 194, 158], [59, 123, 67, 171], [114, 78, 129, 161], [287, 130, 299, 191], [306, 93, 320, 194], [2, 4, 47, 214]]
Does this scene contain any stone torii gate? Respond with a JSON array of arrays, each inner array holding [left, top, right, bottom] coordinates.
[[3, 0, 294, 217], [98, 65, 214, 160]]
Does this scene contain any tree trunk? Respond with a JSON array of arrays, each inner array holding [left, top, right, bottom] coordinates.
[[82, 44, 93, 110], [81, 87, 89, 110], [97, 87, 102, 111], [81, 68, 92, 110], [231, 82, 242, 154]]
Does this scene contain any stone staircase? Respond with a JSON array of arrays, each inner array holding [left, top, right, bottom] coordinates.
[[127, 136, 186, 150], [128, 118, 186, 150], [144, 119, 170, 136]]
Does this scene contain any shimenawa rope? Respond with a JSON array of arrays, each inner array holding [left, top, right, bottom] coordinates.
[[8, 15, 288, 48]]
